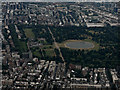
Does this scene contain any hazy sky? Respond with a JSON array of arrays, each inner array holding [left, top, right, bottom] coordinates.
[[1, 0, 120, 2]]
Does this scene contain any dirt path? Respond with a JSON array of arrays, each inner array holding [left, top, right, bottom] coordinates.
[[48, 27, 65, 64]]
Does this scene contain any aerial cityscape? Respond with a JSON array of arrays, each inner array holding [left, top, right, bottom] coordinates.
[[1, 2, 120, 89]]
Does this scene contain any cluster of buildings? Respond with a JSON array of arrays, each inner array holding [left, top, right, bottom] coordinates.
[[2, 49, 120, 89], [2, 2, 119, 28], [0, 2, 2, 89]]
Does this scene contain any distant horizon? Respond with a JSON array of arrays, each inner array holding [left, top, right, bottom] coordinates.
[[1, 0, 120, 2]]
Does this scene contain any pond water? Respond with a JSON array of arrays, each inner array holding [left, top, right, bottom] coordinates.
[[65, 41, 94, 49]]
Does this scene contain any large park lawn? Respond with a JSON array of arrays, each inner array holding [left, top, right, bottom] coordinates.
[[24, 28, 35, 39]]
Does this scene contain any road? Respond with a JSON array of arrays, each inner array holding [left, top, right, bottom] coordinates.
[[48, 27, 65, 64]]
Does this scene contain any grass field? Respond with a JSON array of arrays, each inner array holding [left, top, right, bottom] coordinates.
[[44, 49, 56, 57], [32, 45, 56, 58], [15, 40, 28, 53], [58, 39, 100, 51], [33, 50, 42, 58], [42, 45, 56, 57], [24, 28, 35, 39], [42, 45, 53, 49], [18, 41, 28, 52]]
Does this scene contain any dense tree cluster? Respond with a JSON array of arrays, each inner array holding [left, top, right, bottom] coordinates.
[[49, 26, 119, 68], [49, 26, 88, 43], [61, 46, 119, 68]]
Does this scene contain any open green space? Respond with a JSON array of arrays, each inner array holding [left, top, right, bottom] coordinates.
[[17, 41, 28, 52], [32, 45, 56, 58], [42, 45, 54, 49], [42, 44, 56, 57], [33, 50, 42, 58], [24, 28, 35, 39], [8, 25, 28, 53], [8, 24, 119, 68], [44, 49, 56, 57]]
